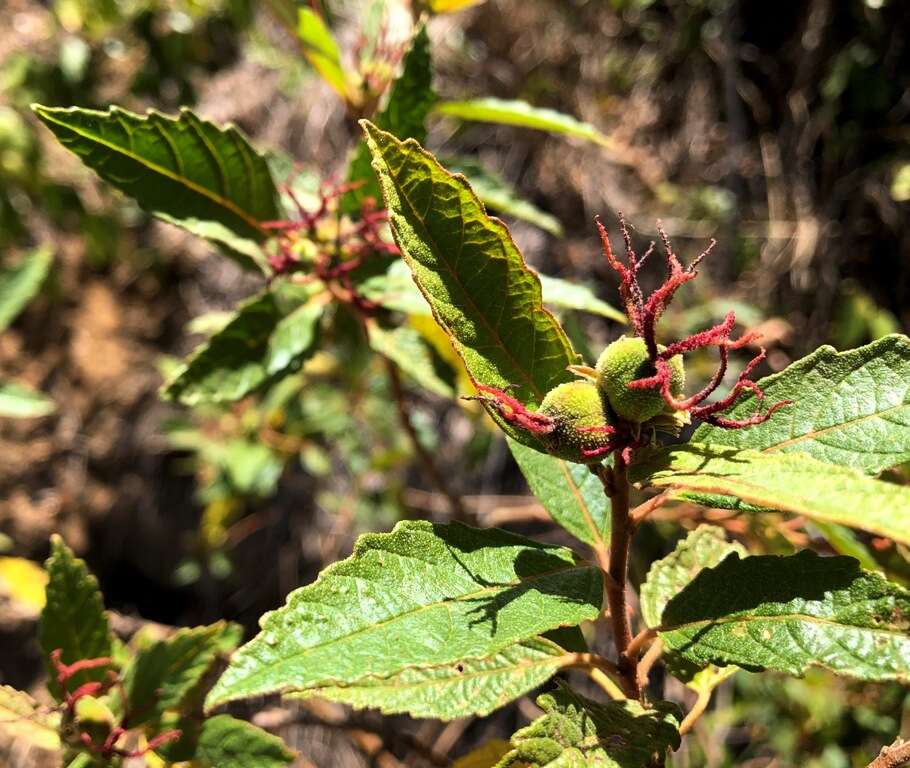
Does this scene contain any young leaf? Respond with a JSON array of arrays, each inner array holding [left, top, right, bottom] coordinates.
[[433, 98, 612, 147], [346, 24, 434, 210], [640, 525, 746, 629], [205, 521, 602, 709], [0, 247, 52, 332], [163, 291, 322, 405], [39, 535, 114, 701], [367, 321, 456, 398], [0, 381, 55, 418], [630, 443, 910, 546], [495, 685, 681, 767], [294, 636, 571, 720], [298, 8, 352, 102], [31, 106, 280, 257], [507, 437, 609, 547], [195, 715, 294, 768], [361, 122, 577, 432], [0, 685, 61, 752], [658, 550, 910, 683], [693, 335, 910, 474], [123, 622, 239, 726]]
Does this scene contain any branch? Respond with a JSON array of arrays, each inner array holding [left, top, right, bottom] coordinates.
[[678, 686, 713, 736], [868, 740, 910, 768]]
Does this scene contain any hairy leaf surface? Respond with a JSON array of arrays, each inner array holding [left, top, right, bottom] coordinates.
[[362, 122, 577, 442], [507, 437, 609, 547], [693, 335, 910, 474], [0, 247, 52, 332], [32, 106, 280, 256], [631, 444, 910, 546], [295, 637, 569, 720], [658, 551, 910, 682], [39, 536, 113, 701], [434, 98, 612, 147], [206, 521, 601, 708], [495, 685, 680, 767]]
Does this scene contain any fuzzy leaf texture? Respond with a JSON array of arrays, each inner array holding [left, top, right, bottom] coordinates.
[[123, 622, 239, 726], [507, 437, 609, 547], [0, 685, 61, 752], [495, 685, 681, 767], [0, 381, 55, 418], [346, 24, 434, 210], [631, 443, 910, 546], [639, 525, 745, 688], [163, 290, 322, 405], [657, 550, 910, 682], [31, 105, 280, 261], [361, 122, 577, 437], [693, 335, 910, 474], [433, 98, 612, 147], [292, 636, 570, 720], [195, 715, 294, 768], [38, 536, 114, 701], [206, 521, 602, 708], [0, 247, 52, 332]]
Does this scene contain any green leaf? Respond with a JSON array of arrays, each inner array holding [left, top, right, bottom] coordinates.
[[31, 105, 280, 258], [693, 335, 910, 475], [163, 291, 322, 405], [0, 381, 55, 418], [294, 636, 570, 720], [433, 98, 612, 148], [507, 437, 609, 548], [639, 525, 745, 689], [495, 685, 680, 767], [631, 443, 910, 546], [38, 535, 113, 702], [429, 0, 486, 11], [196, 715, 294, 768], [640, 525, 746, 629], [658, 550, 910, 683], [444, 159, 563, 236], [0, 685, 61, 752], [346, 24, 434, 211], [297, 8, 351, 101], [123, 622, 239, 726], [205, 520, 602, 709], [361, 121, 578, 444], [0, 247, 52, 332], [536, 273, 626, 323], [367, 321, 456, 398]]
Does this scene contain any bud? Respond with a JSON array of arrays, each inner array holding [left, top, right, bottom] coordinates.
[[596, 336, 685, 423], [538, 381, 616, 463]]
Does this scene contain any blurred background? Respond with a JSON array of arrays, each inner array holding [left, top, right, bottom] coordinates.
[[1, 0, 909, 765]]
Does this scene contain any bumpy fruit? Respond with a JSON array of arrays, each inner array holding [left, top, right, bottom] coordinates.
[[537, 381, 615, 463], [596, 336, 685, 423]]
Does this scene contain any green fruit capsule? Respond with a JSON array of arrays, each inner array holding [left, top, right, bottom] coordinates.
[[538, 381, 615, 463], [596, 336, 685, 423]]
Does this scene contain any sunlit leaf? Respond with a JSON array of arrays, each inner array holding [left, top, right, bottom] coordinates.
[[0, 381, 55, 418], [298, 8, 352, 101], [0, 247, 52, 332]]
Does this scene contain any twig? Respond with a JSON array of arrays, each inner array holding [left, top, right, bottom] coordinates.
[[636, 638, 664, 691], [625, 627, 657, 660], [679, 686, 713, 736], [631, 491, 670, 524], [560, 652, 625, 701], [867, 739, 910, 768], [384, 357, 469, 521], [597, 455, 640, 699]]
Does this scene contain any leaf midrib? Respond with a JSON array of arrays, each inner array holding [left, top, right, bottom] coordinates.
[[766, 401, 908, 453], [38, 108, 268, 237], [557, 460, 605, 549]]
